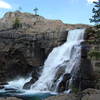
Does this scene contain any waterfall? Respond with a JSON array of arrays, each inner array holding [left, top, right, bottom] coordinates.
[[31, 29, 85, 92]]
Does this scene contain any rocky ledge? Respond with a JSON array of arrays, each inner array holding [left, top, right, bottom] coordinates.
[[45, 88, 100, 100]]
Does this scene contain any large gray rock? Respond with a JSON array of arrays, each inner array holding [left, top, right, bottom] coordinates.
[[57, 73, 71, 92], [45, 94, 77, 100], [80, 89, 100, 100], [45, 89, 100, 100]]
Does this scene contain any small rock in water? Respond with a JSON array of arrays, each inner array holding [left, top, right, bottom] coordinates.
[[57, 73, 71, 92], [0, 85, 4, 89], [0, 82, 8, 85], [5, 88, 17, 90]]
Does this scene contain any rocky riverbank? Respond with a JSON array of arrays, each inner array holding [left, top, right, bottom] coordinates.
[[45, 88, 100, 100], [0, 89, 100, 100]]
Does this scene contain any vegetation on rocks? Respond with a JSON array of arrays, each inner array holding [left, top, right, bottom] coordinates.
[[13, 17, 22, 29], [88, 50, 100, 60], [45, 89, 100, 100], [85, 27, 100, 60], [85, 25, 100, 92]]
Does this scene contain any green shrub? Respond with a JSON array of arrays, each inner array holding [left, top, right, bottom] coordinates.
[[13, 18, 22, 29], [72, 87, 79, 93], [95, 24, 100, 28], [88, 50, 100, 60], [69, 85, 79, 93], [85, 28, 95, 34], [87, 40, 96, 44]]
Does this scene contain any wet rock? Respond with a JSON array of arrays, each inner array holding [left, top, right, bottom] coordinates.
[[0, 97, 22, 100], [72, 58, 95, 91], [57, 73, 71, 92], [0, 82, 8, 85], [55, 65, 66, 81], [0, 85, 4, 89], [5, 88, 17, 91], [81, 42, 89, 59], [23, 78, 38, 89], [23, 66, 41, 89]]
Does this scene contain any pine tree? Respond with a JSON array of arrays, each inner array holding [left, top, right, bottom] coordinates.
[[90, 0, 100, 24]]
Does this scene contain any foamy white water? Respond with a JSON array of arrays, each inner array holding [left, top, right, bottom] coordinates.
[[31, 29, 85, 92], [4, 77, 32, 89]]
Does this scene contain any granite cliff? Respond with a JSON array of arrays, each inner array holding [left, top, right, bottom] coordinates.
[[0, 11, 100, 100], [0, 11, 91, 84]]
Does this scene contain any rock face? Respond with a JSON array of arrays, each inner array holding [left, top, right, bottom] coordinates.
[[45, 89, 100, 100], [0, 11, 66, 33], [0, 11, 90, 33], [85, 27, 100, 89], [71, 42, 95, 91], [0, 30, 67, 83], [0, 11, 68, 83], [80, 89, 100, 100], [57, 73, 71, 92], [0, 11, 91, 85]]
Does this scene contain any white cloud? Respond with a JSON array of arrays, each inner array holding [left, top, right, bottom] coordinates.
[[0, 0, 12, 9], [87, 0, 98, 4]]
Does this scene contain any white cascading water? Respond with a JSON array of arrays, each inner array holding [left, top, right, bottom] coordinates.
[[4, 77, 32, 90], [31, 29, 85, 92]]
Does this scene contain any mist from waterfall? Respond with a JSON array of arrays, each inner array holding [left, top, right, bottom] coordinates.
[[30, 29, 85, 92]]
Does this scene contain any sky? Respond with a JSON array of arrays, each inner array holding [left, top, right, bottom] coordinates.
[[0, 0, 99, 25]]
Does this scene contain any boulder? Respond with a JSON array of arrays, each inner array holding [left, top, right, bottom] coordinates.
[[45, 94, 77, 100], [45, 89, 100, 100], [57, 73, 71, 92], [0, 85, 4, 89], [79, 88, 100, 100], [23, 66, 41, 89]]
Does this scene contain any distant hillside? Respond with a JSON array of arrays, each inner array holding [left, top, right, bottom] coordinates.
[[0, 11, 91, 34]]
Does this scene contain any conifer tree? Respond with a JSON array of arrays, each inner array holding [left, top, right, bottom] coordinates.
[[90, 0, 100, 24]]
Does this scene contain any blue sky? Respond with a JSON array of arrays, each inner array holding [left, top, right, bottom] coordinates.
[[0, 0, 98, 24]]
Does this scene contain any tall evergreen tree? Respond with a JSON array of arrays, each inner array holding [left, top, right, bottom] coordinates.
[[90, 0, 100, 24]]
